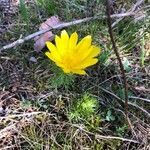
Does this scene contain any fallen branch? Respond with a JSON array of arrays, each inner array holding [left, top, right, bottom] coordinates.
[[112, 0, 144, 27], [0, 17, 93, 52], [0, 11, 141, 52]]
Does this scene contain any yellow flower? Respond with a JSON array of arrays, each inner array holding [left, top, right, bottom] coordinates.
[[45, 30, 100, 75]]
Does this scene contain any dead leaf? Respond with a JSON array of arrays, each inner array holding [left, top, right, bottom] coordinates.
[[34, 16, 62, 52]]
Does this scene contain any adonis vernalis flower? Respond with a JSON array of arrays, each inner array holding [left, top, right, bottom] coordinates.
[[45, 30, 100, 75]]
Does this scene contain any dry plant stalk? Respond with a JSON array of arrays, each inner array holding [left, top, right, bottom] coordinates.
[[106, 0, 129, 123]]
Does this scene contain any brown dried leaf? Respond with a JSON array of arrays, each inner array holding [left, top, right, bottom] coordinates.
[[34, 32, 54, 52], [34, 16, 62, 52]]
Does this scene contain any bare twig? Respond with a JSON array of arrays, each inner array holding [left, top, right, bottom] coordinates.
[[0, 17, 93, 52], [129, 96, 150, 103], [0, 10, 143, 52], [112, 0, 145, 27], [131, 0, 144, 12], [106, 0, 129, 120]]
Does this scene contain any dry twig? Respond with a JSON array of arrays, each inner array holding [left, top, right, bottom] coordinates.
[[112, 0, 145, 27], [0, 10, 143, 52], [129, 96, 150, 103], [106, 0, 129, 121]]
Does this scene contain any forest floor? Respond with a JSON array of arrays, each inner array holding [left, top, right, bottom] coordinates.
[[0, 0, 150, 149]]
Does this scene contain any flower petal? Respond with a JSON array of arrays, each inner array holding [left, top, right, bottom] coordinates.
[[61, 30, 69, 41], [74, 58, 98, 69], [46, 41, 57, 53], [84, 46, 100, 60], [60, 30, 69, 53], [55, 35, 61, 49], [71, 69, 86, 75], [45, 51, 61, 62], [89, 46, 100, 58], [75, 35, 93, 60], [74, 45, 100, 65], [62, 68, 71, 73], [45, 52, 55, 62], [69, 32, 78, 49], [76, 35, 92, 52]]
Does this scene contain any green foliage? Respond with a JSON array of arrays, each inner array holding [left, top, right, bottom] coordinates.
[[50, 71, 75, 89], [116, 124, 128, 137], [48, 64, 75, 89], [93, 140, 121, 150], [21, 115, 121, 150], [117, 15, 150, 53], [116, 88, 134, 100], [19, 0, 29, 25], [20, 100, 32, 109], [68, 94, 99, 122], [36, 0, 57, 15], [122, 57, 131, 72], [140, 35, 149, 66], [105, 110, 115, 122], [99, 50, 111, 66]]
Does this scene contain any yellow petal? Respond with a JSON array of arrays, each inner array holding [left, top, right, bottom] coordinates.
[[61, 30, 69, 40], [76, 35, 92, 52], [45, 51, 61, 62], [55, 35, 61, 48], [55, 62, 64, 68], [75, 35, 92, 60], [55, 35, 65, 57], [46, 41, 57, 53], [75, 45, 100, 64], [74, 58, 98, 69], [69, 32, 78, 49], [71, 69, 86, 75], [84, 46, 100, 59], [45, 52, 56, 62], [60, 30, 69, 53], [62, 68, 71, 73], [89, 46, 100, 58]]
